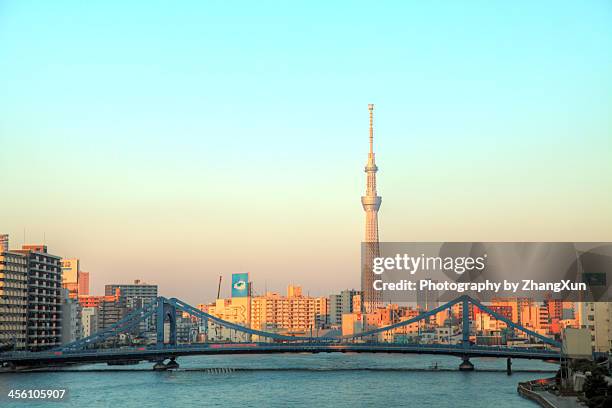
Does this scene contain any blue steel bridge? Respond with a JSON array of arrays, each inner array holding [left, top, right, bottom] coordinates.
[[0, 295, 561, 372]]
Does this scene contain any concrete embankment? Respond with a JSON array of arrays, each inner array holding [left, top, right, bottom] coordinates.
[[517, 379, 582, 408]]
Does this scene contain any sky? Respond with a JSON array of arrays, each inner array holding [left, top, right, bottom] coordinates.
[[1, 1, 611, 304]]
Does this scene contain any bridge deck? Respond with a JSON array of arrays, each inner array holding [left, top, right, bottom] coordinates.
[[0, 296, 564, 371], [1, 343, 560, 368]]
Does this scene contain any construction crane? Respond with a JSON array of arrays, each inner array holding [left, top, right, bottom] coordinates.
[[214, 275, 222, 340]]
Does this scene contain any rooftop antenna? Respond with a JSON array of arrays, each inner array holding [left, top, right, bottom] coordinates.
[[216, 275, 222, 300]]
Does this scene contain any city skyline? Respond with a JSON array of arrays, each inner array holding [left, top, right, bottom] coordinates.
[[2, 1, 612, 304]]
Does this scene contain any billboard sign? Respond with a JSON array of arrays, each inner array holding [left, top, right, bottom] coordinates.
[[231, 273, 249, 298], [0, 234, 8, 253]]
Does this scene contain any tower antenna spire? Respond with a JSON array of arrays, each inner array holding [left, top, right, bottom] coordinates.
[[368, 103, 374, 154]]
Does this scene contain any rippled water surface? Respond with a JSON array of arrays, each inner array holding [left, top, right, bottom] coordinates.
[[1, 354, 556, 407]]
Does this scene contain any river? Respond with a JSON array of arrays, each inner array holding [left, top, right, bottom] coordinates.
[[0, 354, 557, 407]]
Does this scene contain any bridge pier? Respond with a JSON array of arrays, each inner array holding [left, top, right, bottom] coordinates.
[[153, 360, 167, 371], [506, 358, 512, 375], [166, 358, 179, 370], [459, 356, 474, 371], [152, 357, 179, 371]]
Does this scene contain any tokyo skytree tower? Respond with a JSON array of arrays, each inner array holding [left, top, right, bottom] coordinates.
[[361, 103, 382, 313]]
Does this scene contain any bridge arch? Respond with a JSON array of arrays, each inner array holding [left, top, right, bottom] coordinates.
[[156, 299, 177, 346], [42, 295, 562, 358]]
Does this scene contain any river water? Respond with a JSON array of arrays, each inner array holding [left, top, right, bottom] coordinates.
[[1, 354, 556, 407]]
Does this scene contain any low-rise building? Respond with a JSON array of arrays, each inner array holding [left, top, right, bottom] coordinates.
[[81, 306, 98, 337], [581, 302, 612, 353], [329, 289, 360, 326]]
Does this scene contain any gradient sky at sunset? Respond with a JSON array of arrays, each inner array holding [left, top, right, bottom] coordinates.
[[1, 1, 611, 303]]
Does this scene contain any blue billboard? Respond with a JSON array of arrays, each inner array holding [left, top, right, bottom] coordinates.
[[231, 273, 249, 298]]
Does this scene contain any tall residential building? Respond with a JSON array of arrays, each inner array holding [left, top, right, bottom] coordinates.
[[98, 294, 127, 331], [61, 258, 89, 299], [329, 289, 360, 325], [14, 244, 62, 351], [78, 271, 90, 296], [0, 234, 28, 351], [250, 286, 328, 334], [78, 290, 122, 336], [104, 281, 157, 337], [61, 258, 80, 298], [361, 104, 382, 313], [60, 288, 82, 344], [105, 280, 158, 309]]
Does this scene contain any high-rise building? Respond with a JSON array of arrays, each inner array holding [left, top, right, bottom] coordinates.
[[105, 280, 157, 336], [329, 289, 360, 325], [361, 104, 382, 313], [0, 234, 28, 351], [14, 244, 62, 351], [78, 289, 123, 336], [105, 280, 158, 309], [78, 271, 89, 296], [250, 286, 328, 334], [61, 258, 80, 299], [98, 294, 127, 331], [61, 258, 89, 298], [60, 288, 82, 344]]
